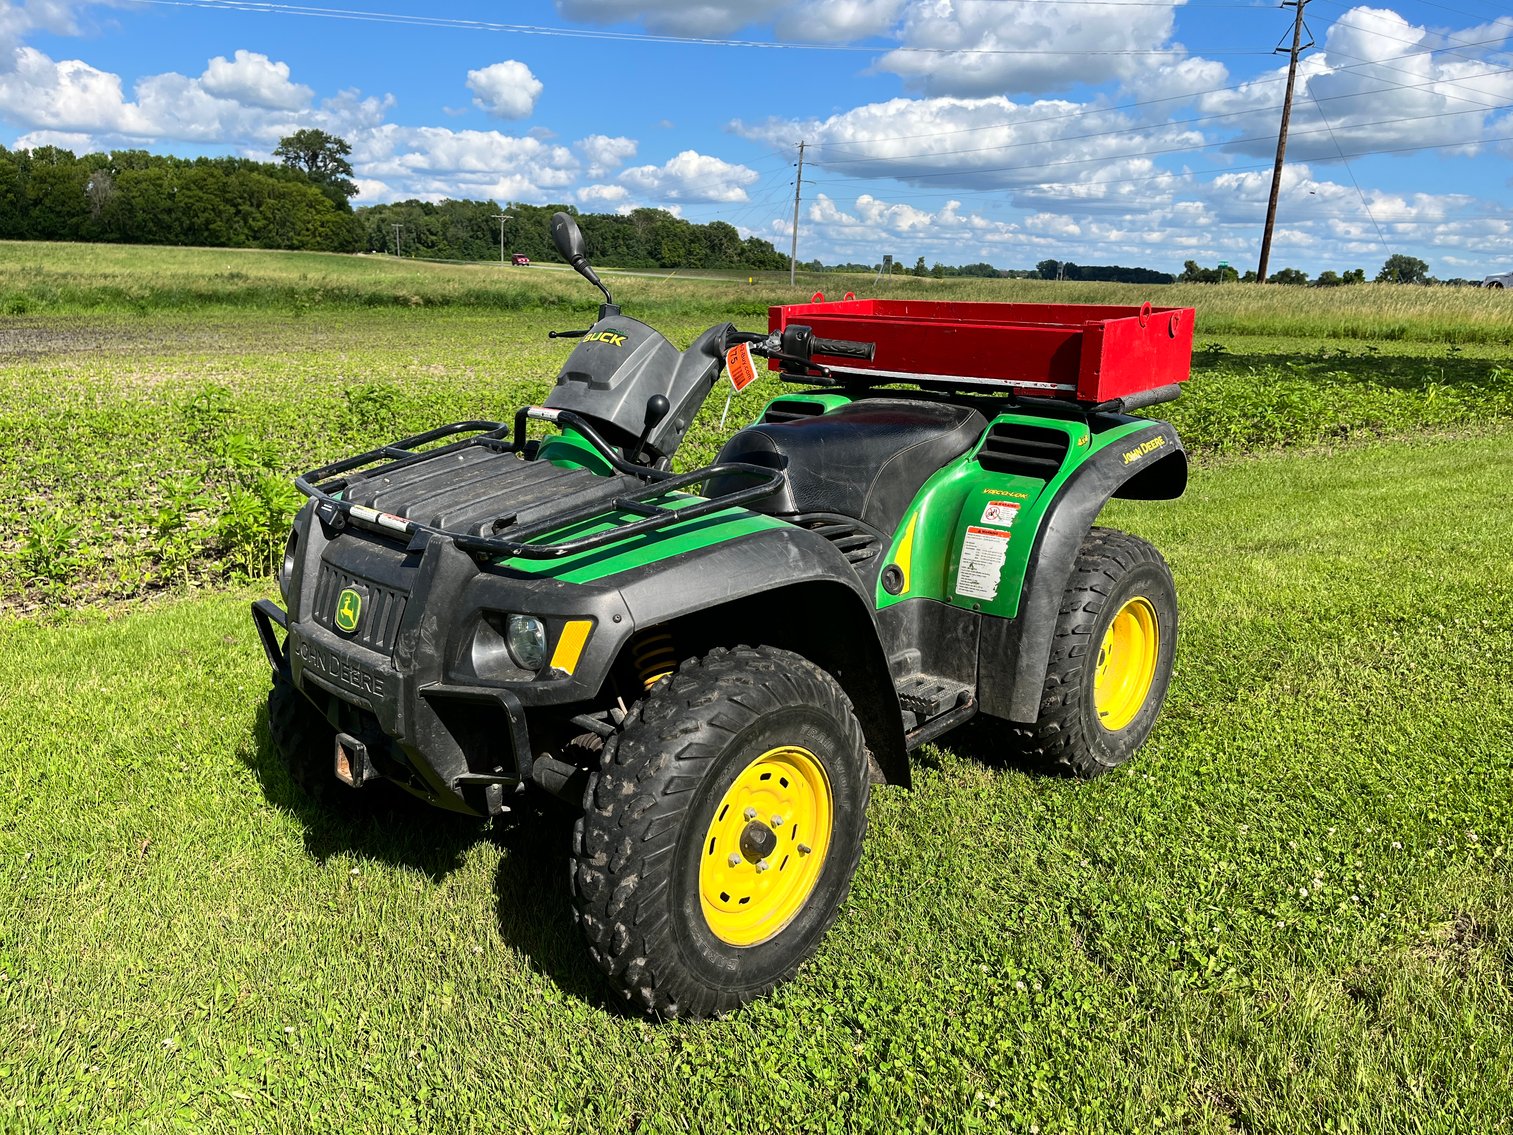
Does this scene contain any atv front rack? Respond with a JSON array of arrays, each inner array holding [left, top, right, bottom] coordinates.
[[294, 409, 786, 561]]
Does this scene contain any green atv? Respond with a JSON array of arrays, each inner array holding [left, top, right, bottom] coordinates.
[[251, 213, 1191, 1019]]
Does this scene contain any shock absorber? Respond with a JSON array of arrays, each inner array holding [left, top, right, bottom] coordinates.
[[631, 629, 677, 691]]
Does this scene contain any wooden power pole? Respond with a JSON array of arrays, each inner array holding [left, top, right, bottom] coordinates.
[[1256, 0, 1312, 284], [494, 212, 511, 263], [789, 141, 805, 287]]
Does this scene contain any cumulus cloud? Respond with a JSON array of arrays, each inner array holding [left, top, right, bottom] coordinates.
[[466, 60, 542, 120], [737, 94, 1206, 192], [351, 124, 580, 201], [575, 133, 636, 177], [578, 182, 629, 205], [874, 0, 1188, 97], [1196, 7, 1513, 163], [0, 0, 101, 56], [554, 0, 791, 36], [618, 149, 758, 202], [199, 49, 311, 110], [0, 47, 143, 133], [774, 0, 904, 42]]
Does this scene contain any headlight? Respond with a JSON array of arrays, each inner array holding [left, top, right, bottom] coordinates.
[[505, 615, 547, 671], [278, 529, 299, 602]]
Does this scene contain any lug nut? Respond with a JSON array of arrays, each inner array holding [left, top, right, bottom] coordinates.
[[743, 807, 757, 821], [755, 859, 770, 874], [797, 843, 812, 856], [727, 854, 741, 867], [771, 814, 784, 828]]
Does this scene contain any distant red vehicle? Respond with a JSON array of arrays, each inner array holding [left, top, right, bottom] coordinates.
[[511, 253, 530, 266]]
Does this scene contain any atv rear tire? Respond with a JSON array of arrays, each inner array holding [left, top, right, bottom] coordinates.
[[1008, 528, 1177, 776], [570, 645, 869, 1019]]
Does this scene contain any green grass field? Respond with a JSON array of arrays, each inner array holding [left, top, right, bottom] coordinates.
[[3, 241, 1511, 1133]]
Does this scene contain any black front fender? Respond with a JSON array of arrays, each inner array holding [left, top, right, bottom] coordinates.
[[613, 525, 910, 785]]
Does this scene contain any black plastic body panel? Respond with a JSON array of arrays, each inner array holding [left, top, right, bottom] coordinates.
[[544, 316, 731, 463]]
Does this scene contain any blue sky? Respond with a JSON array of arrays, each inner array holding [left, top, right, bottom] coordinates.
[[3, 0, 1512, 277]]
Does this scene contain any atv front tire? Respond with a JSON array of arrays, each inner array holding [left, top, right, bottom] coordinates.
[[571, 646, 870, 1019], [1009, 528, 1177, 776]]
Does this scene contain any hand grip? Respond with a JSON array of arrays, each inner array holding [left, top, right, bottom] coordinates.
[[810, 336, 877, 361], [1112, 384, 1183, 412]]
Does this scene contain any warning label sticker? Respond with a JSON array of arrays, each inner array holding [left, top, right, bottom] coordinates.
[[956, 525, 1011, 601], [980, 500, 1020, 528]]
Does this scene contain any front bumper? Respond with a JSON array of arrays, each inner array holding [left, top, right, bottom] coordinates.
[[252, 595, 533, 816]]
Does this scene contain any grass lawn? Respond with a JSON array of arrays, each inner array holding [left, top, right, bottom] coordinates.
[[3, 240, 1511, 1132], [3, 428, 1510, 1133]]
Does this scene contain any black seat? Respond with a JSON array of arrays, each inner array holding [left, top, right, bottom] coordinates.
[[707, 399, 988, 536]]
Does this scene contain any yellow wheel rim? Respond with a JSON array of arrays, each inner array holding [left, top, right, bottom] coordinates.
[[1094, 596, 1160, 732], [699, 746, 833, 947]]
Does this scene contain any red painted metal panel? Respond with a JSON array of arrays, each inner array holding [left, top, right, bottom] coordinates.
[[769, 299, 1194, 403]]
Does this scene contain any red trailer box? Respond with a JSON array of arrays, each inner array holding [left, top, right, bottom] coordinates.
[[769, 299, 1194, 404]]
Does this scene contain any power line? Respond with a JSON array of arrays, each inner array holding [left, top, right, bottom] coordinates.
[[786, 32, 1513, 164], [131, 0, 1277, 55]]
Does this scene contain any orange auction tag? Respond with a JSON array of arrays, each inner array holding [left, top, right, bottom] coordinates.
[[725, 342, 758, 391]]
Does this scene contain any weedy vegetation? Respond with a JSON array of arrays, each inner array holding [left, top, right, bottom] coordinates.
[[1, 240, 1510, 1133]]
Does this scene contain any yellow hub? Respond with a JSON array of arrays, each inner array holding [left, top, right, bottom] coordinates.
[[1094, 596, 1159, 732], [699, 746, 833, 947]]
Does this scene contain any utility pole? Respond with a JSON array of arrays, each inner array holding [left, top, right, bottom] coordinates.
[[392, 223, 403, 258], [1256, 0, 1312, 284], [789, 140, 805, 287], [494, 211, 511, 263]]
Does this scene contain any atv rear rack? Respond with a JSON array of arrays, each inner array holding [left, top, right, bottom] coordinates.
[[771, 299, 1194, 406], [294, 409, 786, 561]]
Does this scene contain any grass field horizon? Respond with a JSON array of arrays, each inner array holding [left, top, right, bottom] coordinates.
[[3, 240, 1510, 1132]]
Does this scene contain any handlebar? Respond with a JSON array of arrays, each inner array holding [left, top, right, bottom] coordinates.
[[810, 336, 876, 361]]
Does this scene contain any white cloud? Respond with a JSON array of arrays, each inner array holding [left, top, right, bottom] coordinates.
[[0, 0, 100, 56], [618, 149, 758, 202], [0, 47, 143, 132], [774, 0, 904, 42], [737, 95, 1205, 192], [466, 60, 542, 120], [1196, 7, 1513, 164], [875, 0, 1186, 97], [352, 124, 580, 201], [199, 49, 311, 110], [575, 133, 636, 177], [578, 182, 629, 205], [554, 0, 790, 36]]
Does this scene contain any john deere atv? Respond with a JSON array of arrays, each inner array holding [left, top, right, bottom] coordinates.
[[251, 213, 1191, 1019]]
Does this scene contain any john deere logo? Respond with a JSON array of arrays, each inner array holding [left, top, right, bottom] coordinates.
[[335, 588, 363, 633]]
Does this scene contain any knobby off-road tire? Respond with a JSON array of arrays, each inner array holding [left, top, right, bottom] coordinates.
[[571, 646, 870, 1019], [1008, 527, 1177, 777]]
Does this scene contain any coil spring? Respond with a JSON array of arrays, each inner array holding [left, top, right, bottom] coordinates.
[[631, 630, 677, 691]]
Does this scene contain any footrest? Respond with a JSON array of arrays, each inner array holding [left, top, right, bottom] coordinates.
[[895, 675, 972, 719]]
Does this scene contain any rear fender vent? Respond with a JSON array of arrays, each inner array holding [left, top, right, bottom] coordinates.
[[976, 422, 1071, 480], [762, 399, 828, 425], [793, 513, 882, 566]]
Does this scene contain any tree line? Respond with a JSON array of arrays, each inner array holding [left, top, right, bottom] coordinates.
[[360, 200, 788, 271], [0, 143, 363, 251], [1176, 255, 1473, 286], [0, 139, 791, 271]]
